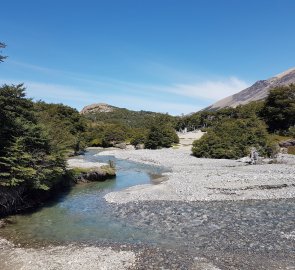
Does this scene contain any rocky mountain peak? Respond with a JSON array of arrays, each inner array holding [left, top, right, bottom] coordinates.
[[80, 103, 116, 114]]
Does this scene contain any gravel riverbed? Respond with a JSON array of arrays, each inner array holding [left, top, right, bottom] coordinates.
[[103, 148, 295, 203], [1, 148, 294, 269]]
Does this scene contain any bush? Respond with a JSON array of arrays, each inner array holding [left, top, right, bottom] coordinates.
[[288, 126, 295, 138], [288, 146, 295, 155], [145, 125, 179, 149], [130, 133, 146, 146], [192, 117, 271, 159], [261, 85, 295, 132]]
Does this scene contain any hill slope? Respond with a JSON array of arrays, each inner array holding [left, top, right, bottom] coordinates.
[[207, 67, 295, 110], [80, 103, 174, 128]]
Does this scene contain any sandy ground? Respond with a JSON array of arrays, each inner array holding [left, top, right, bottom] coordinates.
[[103, 148, 295, 203], [177, 131, 205, 149]]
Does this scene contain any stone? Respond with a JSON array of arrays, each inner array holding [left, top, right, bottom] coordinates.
[[135, 144, 145, 150], [279, 139, 295, 147]]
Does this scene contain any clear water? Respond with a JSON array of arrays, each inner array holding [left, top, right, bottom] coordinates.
[[0, 149, 166, 245]]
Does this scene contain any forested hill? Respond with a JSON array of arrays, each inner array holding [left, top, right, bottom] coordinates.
[[81, 103, 175, 129]]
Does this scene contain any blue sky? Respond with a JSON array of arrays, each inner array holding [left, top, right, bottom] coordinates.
[[1, 0, 295, 115]]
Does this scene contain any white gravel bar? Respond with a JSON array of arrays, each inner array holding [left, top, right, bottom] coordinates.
[[67, 158, 106, 169], [102, 148, 295, 203], [0, 238, 136, 270]]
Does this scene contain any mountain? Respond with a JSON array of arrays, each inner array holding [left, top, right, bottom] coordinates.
[[207, 67, 295, 110]]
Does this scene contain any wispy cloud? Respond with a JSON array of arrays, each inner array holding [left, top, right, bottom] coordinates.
[[161, 77, 249, 100], [0, 79, 200, 115], [1, 60, 250, 114]]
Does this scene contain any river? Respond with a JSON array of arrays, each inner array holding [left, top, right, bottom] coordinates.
[[0, 149, 167, 246]]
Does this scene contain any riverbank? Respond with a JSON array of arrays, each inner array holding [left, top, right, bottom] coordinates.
[[0, 157, 115, 218], [0, 147, 294, 269], [103, 148, 295, 203], [0, 238, 136, 270]]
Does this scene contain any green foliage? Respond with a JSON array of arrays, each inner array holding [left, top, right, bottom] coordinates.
[[261, 85, 295, 131], [84, 106, 178, 148], [145, 116, 179, 149], [34, 102, 87, 153], [85, 123, 128, 147], [130, 130, 147, 146], [85, 107, 176, 129], [288, 126, 295, 138], [0, 85, 65, 189], [101, 125, 127, 146], [192, 117, 270, 159], [288, 146, 295, 155], [176, 101, 265, 132]]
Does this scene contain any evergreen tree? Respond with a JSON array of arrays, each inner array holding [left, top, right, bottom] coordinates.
[[0, 85, 65, 189], [261, 85, 295, 132]]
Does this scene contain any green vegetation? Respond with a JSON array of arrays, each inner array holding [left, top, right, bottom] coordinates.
[[84, 108, 178, 149], [0, 85, 65, 190], [191, 86, 295, 159], [84, 106, 176, 129], [34, 102, 87, 154], [192, 117, 270, 159], [69, 165, 116, 183], [145, 116, 179, 149], [261, 84, 295, 132]]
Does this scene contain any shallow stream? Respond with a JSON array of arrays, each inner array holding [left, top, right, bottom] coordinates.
[[0, 149, 167, 246]]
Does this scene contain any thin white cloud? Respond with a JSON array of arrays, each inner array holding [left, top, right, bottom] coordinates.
[[0, 79, 200, 115], [1, 61, 250, 114], [7, 60, 249, 101], [159, 77, 249, 100]]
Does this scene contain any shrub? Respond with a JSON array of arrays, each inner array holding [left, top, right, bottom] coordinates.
[[288, 146, 295, 155], [192, 117, 270, 159], [145, 125, 179, 149], [261, 85, 295, 132]]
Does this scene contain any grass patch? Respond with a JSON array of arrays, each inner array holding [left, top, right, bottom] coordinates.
[[268, 134, 292, 143], [288, 146, 295, 155], [100, 165, 116, 176]]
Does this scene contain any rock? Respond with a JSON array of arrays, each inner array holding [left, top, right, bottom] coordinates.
[[237, 156, 252, 163], [73, 166, 116, 183], [126, 145, 135, 150], [135, 144, 145, 150], [279, 139, 295, 147], [80, 103, 115, 114], [114, 143, 127, 149]]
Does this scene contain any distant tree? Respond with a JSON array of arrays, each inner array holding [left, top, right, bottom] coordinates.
[[261, 85, 295, 131], [0, 42, 7, 63], [102, 125, 127, 146], [144, 114, 179, 149], [34, 102, 87, 154]]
